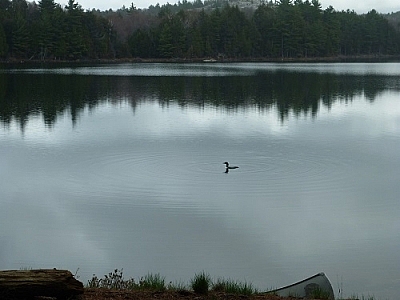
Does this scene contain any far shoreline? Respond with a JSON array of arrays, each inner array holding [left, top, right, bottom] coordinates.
[[2, 54, 400, 65]]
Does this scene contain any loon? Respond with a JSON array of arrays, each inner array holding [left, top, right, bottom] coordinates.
[[223, 162, 239, 170], [223, 162, 239, 169]]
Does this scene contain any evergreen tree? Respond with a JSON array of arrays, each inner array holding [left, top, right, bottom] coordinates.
[[64, 0, 88, 59], [0, 23, 7, 57], [187, 24, 204, 57], [84, 11, 113, 58], [36, 0, 58, 59], [11, 15, 29, 57], [219, 5, 252, 57], [338, 10, 363, 55], [297, 0, 324, 57], [38, 0, 56, 13], [277, 0, 305, 57], [322, 6, 340, 56], [1, 0, 30, 57], [253, 4, 278, 56]]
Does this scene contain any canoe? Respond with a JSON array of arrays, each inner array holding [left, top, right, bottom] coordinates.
[[267, 272, 334, 299]]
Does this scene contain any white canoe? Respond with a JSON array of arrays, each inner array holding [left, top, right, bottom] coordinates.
[[268, 272, 334, 299]]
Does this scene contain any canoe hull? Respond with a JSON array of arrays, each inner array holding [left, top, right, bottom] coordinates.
[[269, 272, 334, 300]]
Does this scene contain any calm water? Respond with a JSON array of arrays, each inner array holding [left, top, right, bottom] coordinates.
[[1, 63, 399, 299]]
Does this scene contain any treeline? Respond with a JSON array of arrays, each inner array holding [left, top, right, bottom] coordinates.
[[0, 0, 114, 59], [1, 0, 400, 60], [130, 0, 400, 58]]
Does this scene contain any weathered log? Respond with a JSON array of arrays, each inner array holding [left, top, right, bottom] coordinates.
[[0, 269, 83, 299]]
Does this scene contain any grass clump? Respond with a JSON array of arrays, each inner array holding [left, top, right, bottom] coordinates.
[[167, 280, 187, 291], [138, 273, 166, 291], [87, 269, 136, 289], [191, 272, 211, 295], [87, 270, 165, 291], [212, 278, 257, 295]]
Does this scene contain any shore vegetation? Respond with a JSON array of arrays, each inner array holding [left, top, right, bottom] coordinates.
[[84, 269, 381, 300], [87, 269, 259, 296], [1, 0, 400, 61]]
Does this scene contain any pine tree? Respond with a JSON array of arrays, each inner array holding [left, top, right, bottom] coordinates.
[[64, 0, 88, 59], [0, 23, 7, 57]]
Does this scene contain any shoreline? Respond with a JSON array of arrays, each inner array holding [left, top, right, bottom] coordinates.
[[83, 288, 306, 300], [2, 54, 400, 65]]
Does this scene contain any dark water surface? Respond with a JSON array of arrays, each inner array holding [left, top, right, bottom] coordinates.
[[1, 63, 399, 299]]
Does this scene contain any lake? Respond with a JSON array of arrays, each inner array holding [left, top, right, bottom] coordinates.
[[0, 62, 399, 299]]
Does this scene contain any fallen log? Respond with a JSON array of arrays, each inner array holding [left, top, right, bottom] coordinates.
[[0, 269, 83, 299]]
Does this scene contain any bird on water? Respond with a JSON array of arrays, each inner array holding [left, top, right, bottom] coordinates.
[[223, 162, 239, 173]]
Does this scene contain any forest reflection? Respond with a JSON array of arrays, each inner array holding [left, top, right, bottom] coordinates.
[[0, 70, 398, 131]]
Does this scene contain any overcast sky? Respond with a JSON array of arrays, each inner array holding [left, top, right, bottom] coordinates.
[[64, 0, 400, 13]]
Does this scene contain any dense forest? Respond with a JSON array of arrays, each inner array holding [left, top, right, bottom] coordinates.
[[0, 0, 400, 60]]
